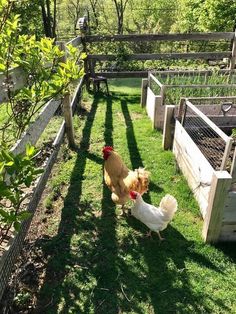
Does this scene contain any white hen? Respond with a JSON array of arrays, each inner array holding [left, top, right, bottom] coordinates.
[[130, 191, 178, 240]]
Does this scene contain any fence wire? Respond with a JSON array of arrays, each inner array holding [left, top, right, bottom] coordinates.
[[183, 105, 226, 170]]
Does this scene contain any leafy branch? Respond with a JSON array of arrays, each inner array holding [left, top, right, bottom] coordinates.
[[0, 144, 44, 244]]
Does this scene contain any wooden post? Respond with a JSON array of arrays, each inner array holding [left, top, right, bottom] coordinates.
[[229, 30, 236, 70], [62, 93, 76, 148], [220, 137, 233, 170], [141, 78, 148, 107], [178, 98, 185, 120], [160, 85, 166, 106], [162, 105, 175, 150], [230, 146, 236, 183], [202, 171, 232, 243], [59, 42, 76, 148], [153, 95, 162, 129]]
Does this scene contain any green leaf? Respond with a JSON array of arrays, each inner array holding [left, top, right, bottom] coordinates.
[[1, 150, 13, 162], [24, 174, 33, 187], [80, 52, 87, 60], [25, 144, 35, 157], [5, 161, 14, 167], [13, 221, 21, 232], [17, 211, 32, 221], [33, 168, 44, 175], [0, 208, 10, 219], [0, 63, 6, 71]]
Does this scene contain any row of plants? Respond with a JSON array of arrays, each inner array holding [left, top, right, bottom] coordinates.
[[164, 86, 236, 105], [150, 71, 236, 105], [0, 0, 84, 243], [153, 70, 236, 85]]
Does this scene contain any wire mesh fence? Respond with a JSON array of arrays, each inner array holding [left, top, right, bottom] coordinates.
[[182, 102, 231, 170]]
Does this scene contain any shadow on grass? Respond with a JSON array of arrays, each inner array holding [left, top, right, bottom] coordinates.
[[215, 242, 236, 263], [119, 218, 227, 313], [120, 99, 163, 197], [35, 96, 101, 313], [118, 99, 227, 313], [88, 95, 120, 313]]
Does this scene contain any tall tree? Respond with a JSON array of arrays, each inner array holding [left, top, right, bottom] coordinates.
[[67, 0, 83, 34], [198, 0, 236, 32], [40, 0, 57, 38], [113, 0, 129, 34], [88, 0, 99, 31]]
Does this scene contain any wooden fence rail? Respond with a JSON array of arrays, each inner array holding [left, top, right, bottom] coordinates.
[[87, 52, 231, 61], [83, 32, 235, 43], [73, 31, 236, 74]]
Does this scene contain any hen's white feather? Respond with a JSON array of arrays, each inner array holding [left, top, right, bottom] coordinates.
[[131, 194, 178, 232]]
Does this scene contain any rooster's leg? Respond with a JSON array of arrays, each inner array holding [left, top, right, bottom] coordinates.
[[157, 231, 165, 241]]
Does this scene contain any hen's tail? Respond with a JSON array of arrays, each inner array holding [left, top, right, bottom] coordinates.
[[159, 194, 178, 219]]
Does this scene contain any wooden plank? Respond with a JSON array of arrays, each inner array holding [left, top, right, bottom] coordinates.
[[85, 32, 234, 43], [141, 78, 148, 107], [229, 30, 236, 70], [187, 96, 236, 102], [164, 83, 236, 88], [95, 71, 148, 78], [152, 69, 236, 76], [173, 120, 214, 217], [185, 100, 230, 142], [0, 67, 27, 103], [210, 116, 236, 127], [195, 106, 235, 116], [66, 36, 82, 47], [87, 51, 231, 61], [60, 42, 76, 148], [219, 224, 236, 241], [149, 73, 163, 88], [146, 87, 156, 123], [230, 147, 236, 183], [160, 85, 166, 106], [153, 96, 164, 129], [70, 76, 85, 112], [202, 171, 232, 243], [162, 105, 175, 150], [223, 191, 236, 223], [220, 138, 233, 170], [178, 98, 185, 120], [146, 88, 165, 129], [11, 99, 61, 155], [62, 94, 76, 148]]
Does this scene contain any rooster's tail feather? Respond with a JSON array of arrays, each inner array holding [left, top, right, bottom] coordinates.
[[159, 194, 178, 218]]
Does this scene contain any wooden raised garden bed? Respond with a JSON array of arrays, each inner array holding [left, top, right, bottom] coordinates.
[[142, 70, 236, 129], [163, 98, 236, 243]]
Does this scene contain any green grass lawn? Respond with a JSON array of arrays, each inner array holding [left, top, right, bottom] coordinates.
[[20, 79, 236, 313]]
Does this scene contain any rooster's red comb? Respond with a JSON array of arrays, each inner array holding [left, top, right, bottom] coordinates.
[[130, 191, 138, 200], [102, 146, 113, 153]]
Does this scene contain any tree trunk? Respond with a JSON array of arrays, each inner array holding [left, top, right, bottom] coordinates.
[[113, 0, 128, 34], [52, 0, 57, 38], [89, 0, 99, 31], [40, 0, 57, 38], [40, 2, 52, 37]]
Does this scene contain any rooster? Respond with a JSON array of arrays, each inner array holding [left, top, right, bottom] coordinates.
[[102, 146, 150, 209], [130, 191, 178, 240]]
